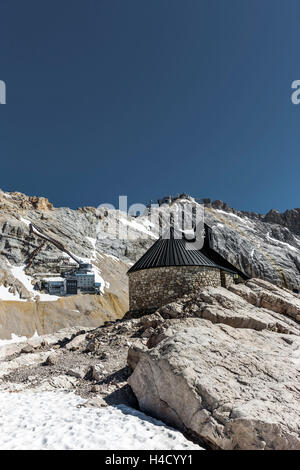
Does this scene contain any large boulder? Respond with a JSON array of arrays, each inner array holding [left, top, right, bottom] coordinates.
[[229, 278, 300, 323], [157, 283, 300, 335], [128, 318, 300, 450]]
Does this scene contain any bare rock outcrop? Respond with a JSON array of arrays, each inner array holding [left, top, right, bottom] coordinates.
[[229, 278, 300, 323], [128, 279, 300, 450], [157, 281, 300, 334], [264, 208, 300, 235], [128, 318, 300, 450], [0, 293, 125, 340]]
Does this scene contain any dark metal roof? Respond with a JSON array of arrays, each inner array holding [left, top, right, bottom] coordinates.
[[202, 225, 250, 279], [127, 226, 241, 275]]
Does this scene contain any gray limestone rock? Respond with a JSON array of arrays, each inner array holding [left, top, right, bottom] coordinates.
[[128, 318, 300, 450]]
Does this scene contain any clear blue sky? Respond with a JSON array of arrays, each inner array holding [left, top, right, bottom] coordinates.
[[0, 0, 299, 213]]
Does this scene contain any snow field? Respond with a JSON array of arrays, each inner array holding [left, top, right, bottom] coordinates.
[[0, 391, 200, 450]]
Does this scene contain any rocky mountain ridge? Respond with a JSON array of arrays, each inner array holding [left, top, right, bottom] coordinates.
[[210, 199, 300, 234], [1, 189, 300, 338]]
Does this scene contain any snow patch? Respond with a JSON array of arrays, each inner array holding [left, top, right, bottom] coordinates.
[[86, 236, 97, 260], [9, 265, 59, 301], [0, 333, 27, 346], [266, 233, 298, 252], [119, 217, 155, 237], [214, 209, 254, 226], [20, 217, 31, 227], [0, 391, 200, 450], [94, 267, 109, 292], [0, 285, 22, 301], [0, 331, 38, 347], [104, 253, 121, 262]]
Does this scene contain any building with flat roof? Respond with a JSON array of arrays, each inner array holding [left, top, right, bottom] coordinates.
[[43, 265, 100, 296]]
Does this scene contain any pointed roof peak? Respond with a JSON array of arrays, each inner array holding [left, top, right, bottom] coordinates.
[[128, 224, 249, 278]]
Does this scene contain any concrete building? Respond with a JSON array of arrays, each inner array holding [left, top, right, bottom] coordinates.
[[43, 277, 66, 296], [43, 263, 101, 296], [127, 224, 249, 314]]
